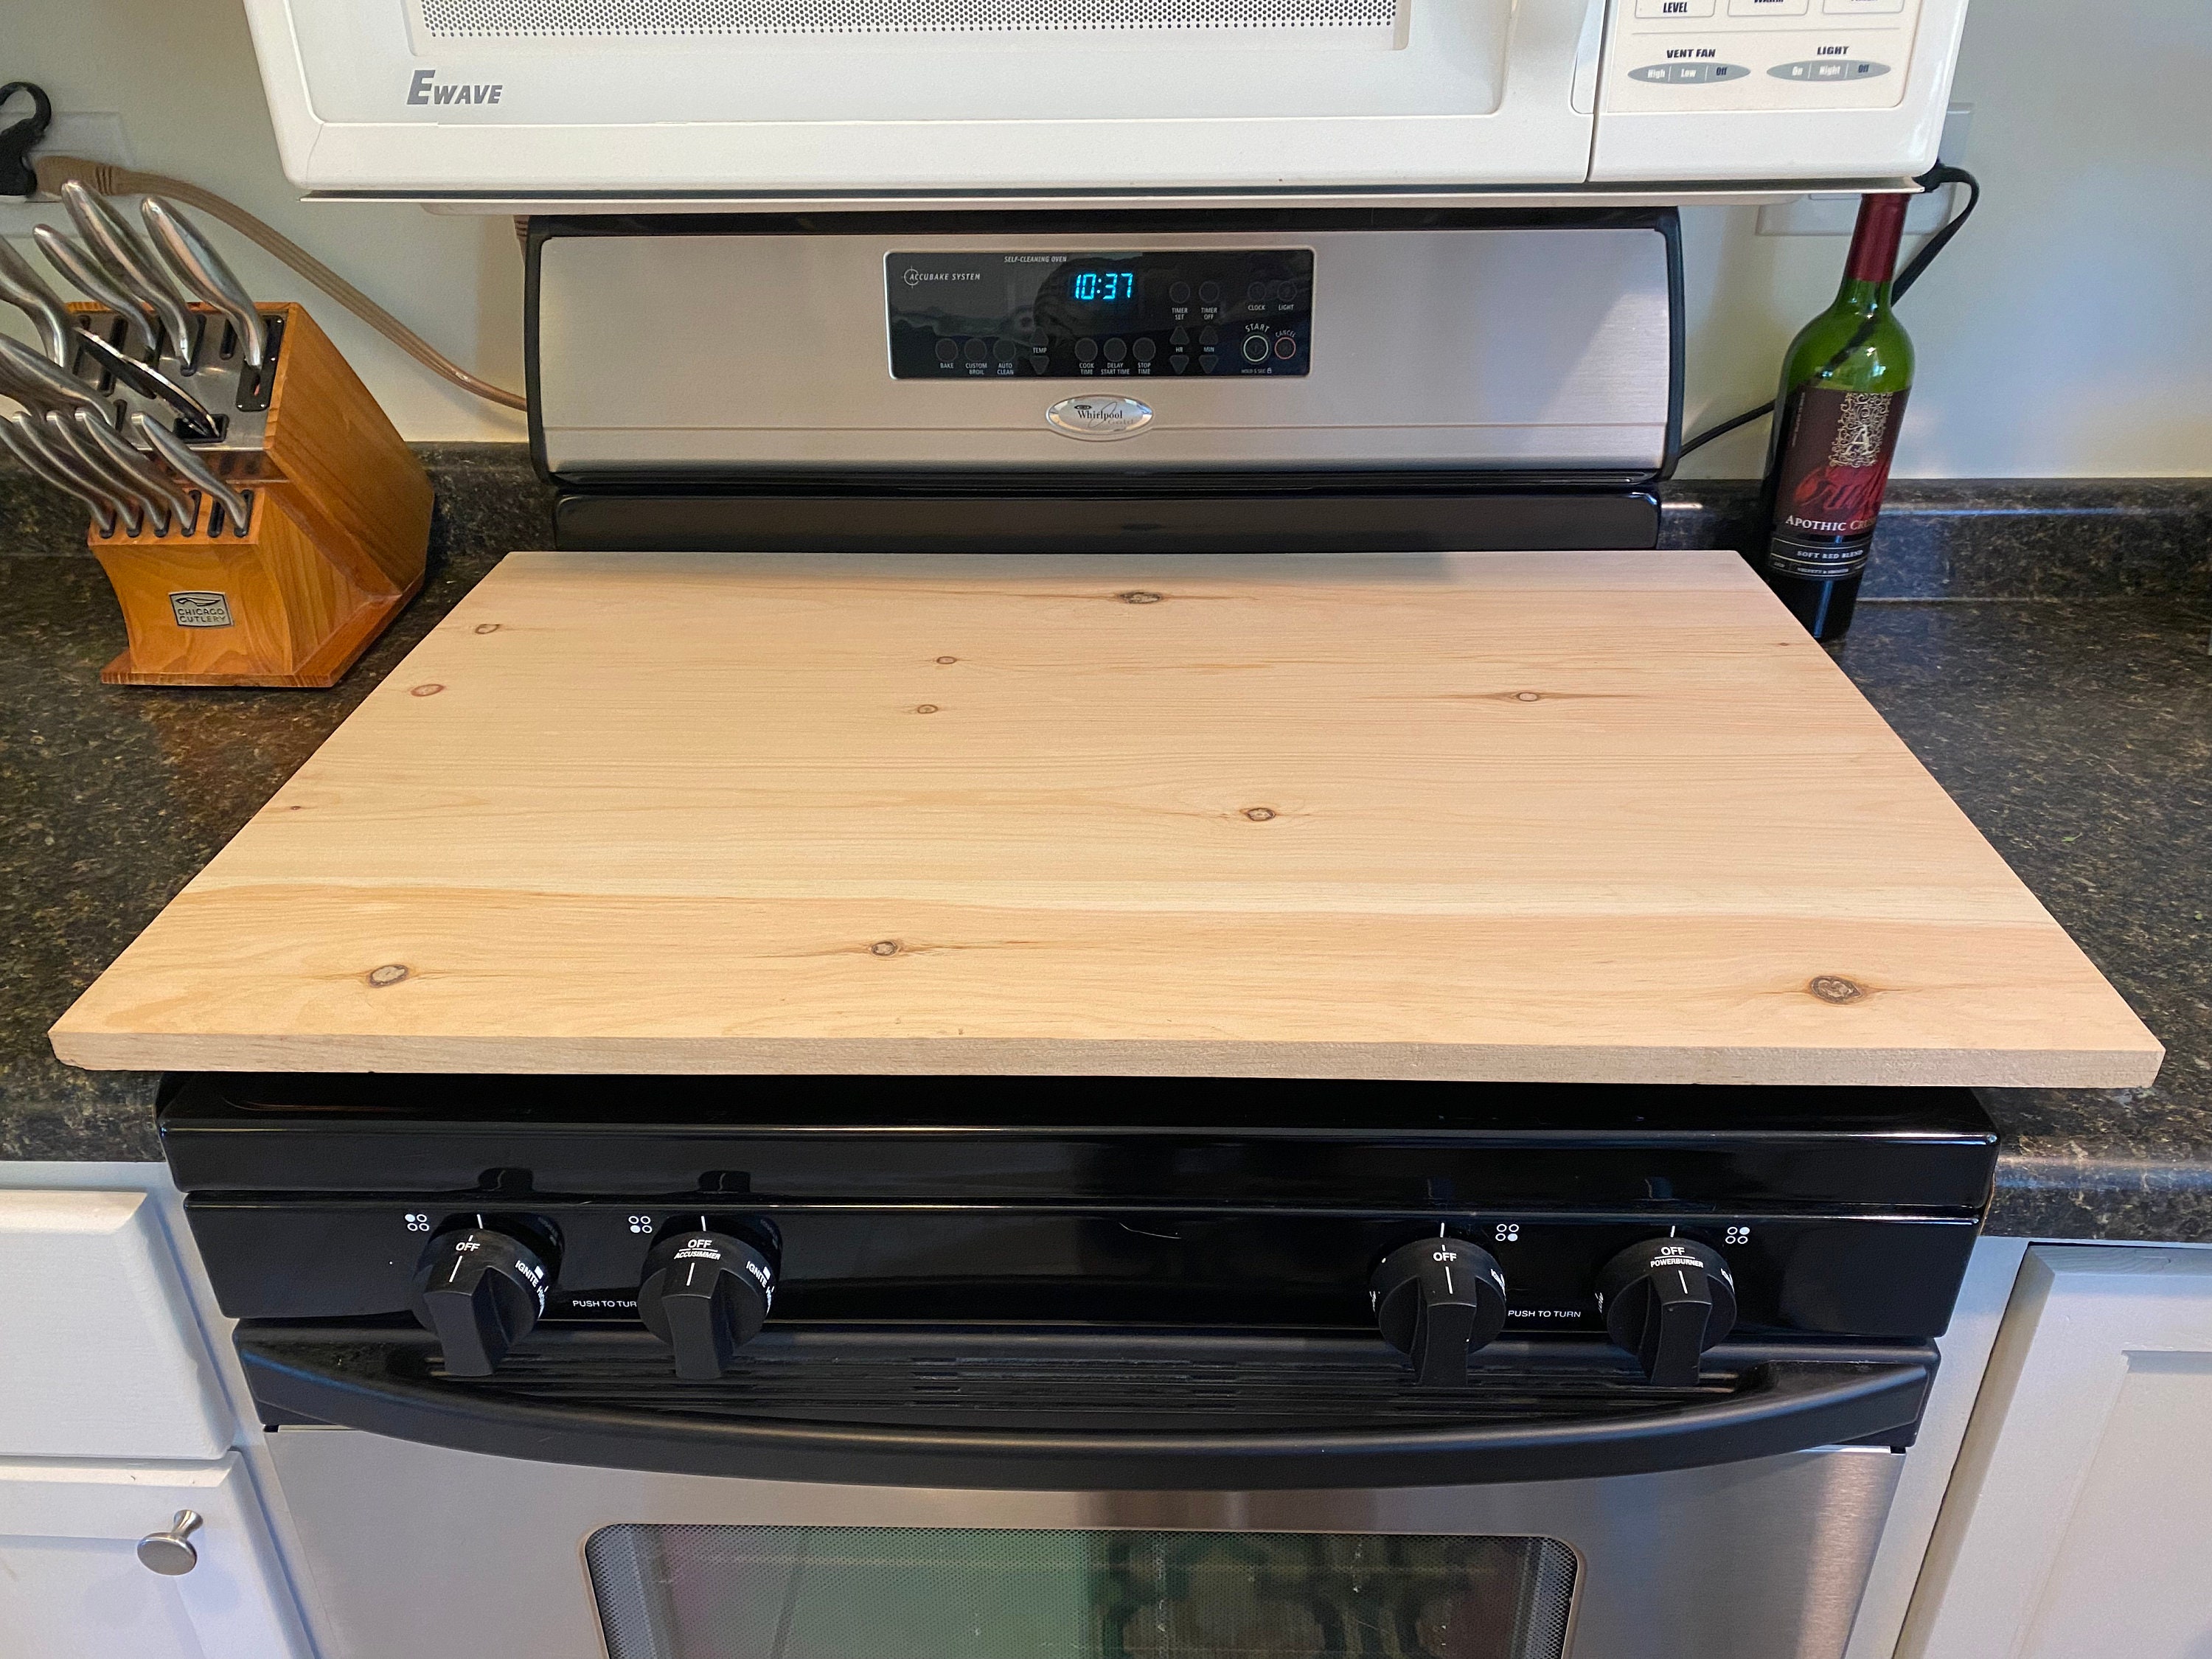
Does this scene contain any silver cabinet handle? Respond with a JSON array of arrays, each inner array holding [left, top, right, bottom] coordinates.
[[136, 1509, 204, 1576]]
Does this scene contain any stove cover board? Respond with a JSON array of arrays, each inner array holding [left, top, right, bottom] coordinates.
[[52, 550, 2162, 1087]]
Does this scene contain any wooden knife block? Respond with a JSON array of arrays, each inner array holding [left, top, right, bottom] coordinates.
[[83, 302, 431, 688]]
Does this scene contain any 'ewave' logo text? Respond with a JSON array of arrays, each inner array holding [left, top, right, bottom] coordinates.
[[408, 70, 504, 106]]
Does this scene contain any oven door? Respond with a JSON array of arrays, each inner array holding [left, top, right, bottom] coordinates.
[[246, 1323, 1922, 1658], [265, 1428, 1897, 1659]]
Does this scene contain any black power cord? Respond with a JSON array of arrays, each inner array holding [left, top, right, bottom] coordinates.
[[1675, 163, 1983, 461]]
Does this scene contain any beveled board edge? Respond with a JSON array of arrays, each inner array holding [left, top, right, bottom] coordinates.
[[45, 1030, 2164, 1089]]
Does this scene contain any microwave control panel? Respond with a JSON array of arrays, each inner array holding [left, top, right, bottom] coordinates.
[[887, 249, 1312, 381], [1603, 0, 1926, 113]]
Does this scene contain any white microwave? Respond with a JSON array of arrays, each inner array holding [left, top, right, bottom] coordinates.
[[243, 0, 1968, 201]]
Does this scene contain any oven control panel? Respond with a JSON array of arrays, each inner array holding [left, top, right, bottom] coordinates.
[[189, 1198, 1977, 1387], [886, 249, 1312, 381]]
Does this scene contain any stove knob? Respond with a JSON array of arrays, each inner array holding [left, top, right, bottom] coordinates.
[[1369, 1236, 1509, 1387], [1595, 1238, 1737, 1387], [638, 1231, 776, 1380], [411, 1225, 554, 1377]]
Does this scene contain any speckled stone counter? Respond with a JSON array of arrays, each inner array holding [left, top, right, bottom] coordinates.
[[3, 453, 2208, 1242]]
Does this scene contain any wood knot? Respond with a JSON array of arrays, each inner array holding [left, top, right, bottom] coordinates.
[[1808, 975, 1867, 1004], [1119, 591, 1163, 605], [366, 964, 410, 988], [936, 655, 958, 665], [914, 703, 939, 715], [473, 623, 501, 635], [870, 940, 901, 957], [1242, 807, 1277, 821], [409, 683, 444, 698], [1514, 691, 1543, 703]]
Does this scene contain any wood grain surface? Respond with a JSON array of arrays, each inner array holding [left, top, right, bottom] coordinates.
[[50, 551, 2164, 1085]]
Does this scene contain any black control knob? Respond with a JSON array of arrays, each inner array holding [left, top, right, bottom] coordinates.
[[638, 1229, 777, 1380], [411, 1225, 554, 1377], [1369, 1236, 1509, 1387], [1595, 1238, 1737, 1387]]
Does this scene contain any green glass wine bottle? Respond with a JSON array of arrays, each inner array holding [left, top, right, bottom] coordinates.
[[1756, 192, 1915, 642]]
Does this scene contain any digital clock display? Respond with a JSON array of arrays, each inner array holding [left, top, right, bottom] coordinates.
[[1070, 270, 1136, 303], [886, 248, 1313, 380]]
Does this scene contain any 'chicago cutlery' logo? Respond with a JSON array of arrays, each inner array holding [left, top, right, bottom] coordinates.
[[1046, 396, 1154, 441]]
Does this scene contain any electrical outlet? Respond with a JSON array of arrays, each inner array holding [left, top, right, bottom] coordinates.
[[1756, 104, 1972, 237], [0, 110, 134, 231], [29, 110, 136, 170]]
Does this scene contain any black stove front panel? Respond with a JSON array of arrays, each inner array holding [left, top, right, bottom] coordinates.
[[165, 1074, 1994, 1346], [190, 1195, 1978, 1341]]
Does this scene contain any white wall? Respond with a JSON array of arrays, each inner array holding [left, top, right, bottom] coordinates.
[[2, 0, 2207, 475], [1677, 0, 2212, 478]]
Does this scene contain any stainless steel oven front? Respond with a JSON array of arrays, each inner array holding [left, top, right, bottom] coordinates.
[[167, 1077, 1992, 1659], [264, 1429, 1899, 1659]]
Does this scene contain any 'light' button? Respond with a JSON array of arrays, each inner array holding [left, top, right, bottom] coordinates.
[[1635, 0, 1717, 17]]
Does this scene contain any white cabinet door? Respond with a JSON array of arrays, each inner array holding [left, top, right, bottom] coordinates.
[[1898, 1245, 2212, 1659], [0, 1453, 310, 1659], [0, 1189, 229, 1459]]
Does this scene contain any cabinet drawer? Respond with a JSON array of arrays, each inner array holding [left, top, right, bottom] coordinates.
[[0, 1190, 229, 1458], [0, 1452, 310, 1659]]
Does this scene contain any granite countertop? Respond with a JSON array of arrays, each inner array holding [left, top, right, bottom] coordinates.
[[2, 455, 2208, 1241]]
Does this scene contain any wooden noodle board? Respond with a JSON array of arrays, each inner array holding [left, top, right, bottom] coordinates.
[[51, 551, 2163, 1086]]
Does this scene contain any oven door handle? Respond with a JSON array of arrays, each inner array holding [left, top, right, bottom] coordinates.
[[239, 1330, 1935, 1490]]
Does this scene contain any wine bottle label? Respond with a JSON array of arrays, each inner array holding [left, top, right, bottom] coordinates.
[[1765, 533, 1871, 582], [1771, 386, 1908, 540]]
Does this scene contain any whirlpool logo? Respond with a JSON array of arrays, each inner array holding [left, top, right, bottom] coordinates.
[[407, 70, 504, 107]]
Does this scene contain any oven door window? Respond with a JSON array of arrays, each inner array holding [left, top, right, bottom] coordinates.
[[586, 1526, 1576, 1659]]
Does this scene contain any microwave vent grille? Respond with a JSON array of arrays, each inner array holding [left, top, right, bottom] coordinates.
[[416, 0, 1395, 36]]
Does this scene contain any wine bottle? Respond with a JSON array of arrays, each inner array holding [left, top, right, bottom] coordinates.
[[1756, 192, 1915, 642]]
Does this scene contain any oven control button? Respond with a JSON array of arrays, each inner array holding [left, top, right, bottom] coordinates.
[[410, 1225, 554, 1377], [1594, 1238, 1738, 1387], [638, 1230, 777, 1380], [1369, 1237, 1509, 1387]]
